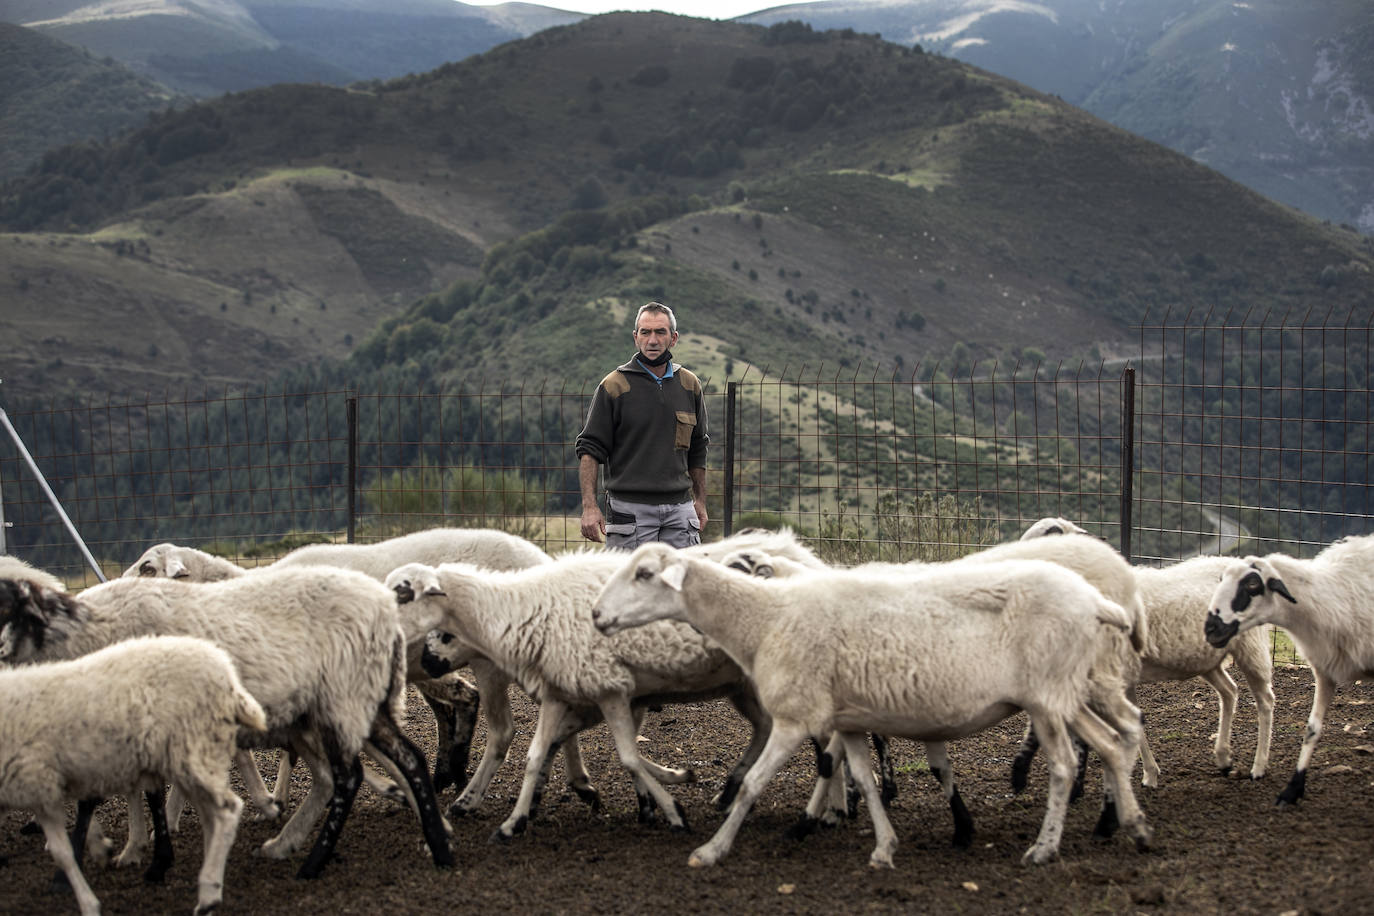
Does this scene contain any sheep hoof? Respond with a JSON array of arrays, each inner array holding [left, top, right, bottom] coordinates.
[[1021, 846, 1058, 866], [868, 853, 895, 869], [784, 814, 820, 841], [1217, 765, 1234, 778], [573, 785, 602, 811], [112, 850, 143, 869]]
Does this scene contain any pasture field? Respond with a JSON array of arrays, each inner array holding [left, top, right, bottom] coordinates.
[[2, 674, 1371, 914]]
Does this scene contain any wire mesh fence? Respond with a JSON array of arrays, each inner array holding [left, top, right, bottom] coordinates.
[[2, 308, 1370, 665]]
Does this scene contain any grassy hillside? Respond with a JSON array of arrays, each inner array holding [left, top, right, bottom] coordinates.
[[744, 0, 1374, 233], [0, 22, 186, 181], [1, 14, 1371, 400]]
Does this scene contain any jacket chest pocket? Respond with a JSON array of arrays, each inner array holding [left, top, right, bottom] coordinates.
[[674, 411, 696, 449]]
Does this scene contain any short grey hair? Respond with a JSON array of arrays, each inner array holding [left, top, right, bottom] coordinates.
[[635, 301, 676, 334]]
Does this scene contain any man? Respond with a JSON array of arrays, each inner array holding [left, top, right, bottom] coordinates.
[[576, 302, 709, 548]]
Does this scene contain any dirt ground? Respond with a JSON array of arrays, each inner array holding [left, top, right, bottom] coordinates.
[[3, 671, 1373, 916]]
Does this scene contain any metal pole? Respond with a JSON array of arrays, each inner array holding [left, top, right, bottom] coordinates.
[[0, 407, 107, 581], [723, 381, 737, 537], [347, 394, 358, 544], [1120, 367, 1136, 563], [0, 463, 8, 555]]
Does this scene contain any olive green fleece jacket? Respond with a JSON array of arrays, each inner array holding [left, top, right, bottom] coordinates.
[[574, 356, 709, 504]]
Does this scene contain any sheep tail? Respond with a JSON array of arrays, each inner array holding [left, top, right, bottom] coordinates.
[[1126, 599, 1149, 655], [1094, 597, 1133, 633], [235, 685, 269, 733]]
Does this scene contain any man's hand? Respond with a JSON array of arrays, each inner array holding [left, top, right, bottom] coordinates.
[[693, 498, 709, 531], [581, 504, 606, 543]]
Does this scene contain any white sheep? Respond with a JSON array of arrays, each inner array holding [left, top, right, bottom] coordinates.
[[0, 566, 453, 879], [385, 549, 772, 840], [406, 526, 825, 818], [124, 529, 555, 809], [591, 543, 1152, 867], [1204, 533, 1374, 806], [0, 555, 65, 592], [723, 536, 1147, 845], [1131, 555, 1275, 784], [1017, 520, 1275, 786], [0, 634, 264, 916]]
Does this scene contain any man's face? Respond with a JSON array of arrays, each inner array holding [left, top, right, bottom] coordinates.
[[634, 312, 678, 361]]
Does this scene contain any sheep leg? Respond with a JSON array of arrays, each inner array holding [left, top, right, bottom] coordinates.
[[1234, 650, 1276, 780], [792, 732, 847, 838], [116, 795, 148, 867], [1021, 714, 1076, 865], [36, 809, 102, 916], [924, 741, 974, 848], [872, 734, 898, 806], [234, 748, 283, 820], [451, 660, 518, 816], [1010, 720, 1038, 793], [1070, 705, 1151, 851], [367, 712, 455, 869], [257, 738, 334, 859], [1200, 666, 1240, 775], [599, 694, 688, 829], [713, 687, 772, 810], [558, 731, 599, 810], [141, 786, 175, 884], [495, 697, 573, 840], [1278, 670, 1336, 806], [177, 779, 243, 916], [270, 751, 296, 811], [840, 732, 898, 868], [295, 748, 364, 880], [1128, 685, 1161, 788], [691, 721, 806, 867], [50, 797, 99, 894]]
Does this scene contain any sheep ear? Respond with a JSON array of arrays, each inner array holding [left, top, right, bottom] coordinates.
[[659, 562, 686, 592], [166, 557, 188, 579], [421, 583, 447, 598], [1267, 576, 1297, 603]]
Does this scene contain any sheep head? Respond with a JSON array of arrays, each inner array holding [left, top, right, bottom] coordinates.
[[1204, 557, 1296, 648], [124, 543, 189, 579], [385, 563, 445, 604], [1020, 517, 1091, 540], [591, 542, 686, 635], [0, 577, 83, 663]]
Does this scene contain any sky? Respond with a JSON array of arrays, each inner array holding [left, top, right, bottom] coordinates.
[[469, 0, 815, 21]]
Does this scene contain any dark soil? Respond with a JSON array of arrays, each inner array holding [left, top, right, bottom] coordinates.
[[4, 671, 1373, 915]]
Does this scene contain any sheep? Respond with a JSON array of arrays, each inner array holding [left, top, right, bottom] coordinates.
[[0, 566, 453, 879], [406, 526, 825, 819], [1016, 520, 1275, 787], [124, 530, 556, 809], [384, 549, 773, 841], [0, 634, 263, 916], [1020, 517, 1091, 540], [591, 543, 1152, 867], [1204, 534, 1374, 806], [723, 537, 1147, 845], [0, 555, 65, 592]]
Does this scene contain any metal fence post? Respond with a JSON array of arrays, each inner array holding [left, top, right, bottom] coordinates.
[[1120, 366, 1136, 563], [347, 393, 358, 544], [0, 465, 8, 555], [724, 381, 737, 537]]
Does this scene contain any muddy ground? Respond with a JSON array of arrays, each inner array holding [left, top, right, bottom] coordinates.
[[3, 671, 1373, 915]]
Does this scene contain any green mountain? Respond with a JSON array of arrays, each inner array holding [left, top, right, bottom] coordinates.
[[0, 22, 187, 180], [742, 0, 1374, 233], [1, 0, 583, 95], [1, 13, 1370, 400]]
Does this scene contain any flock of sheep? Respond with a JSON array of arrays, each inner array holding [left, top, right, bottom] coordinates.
[[1, 518, 1371, 915]]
